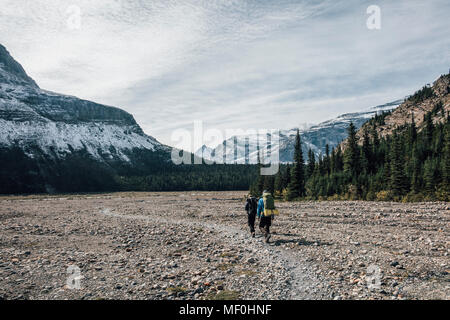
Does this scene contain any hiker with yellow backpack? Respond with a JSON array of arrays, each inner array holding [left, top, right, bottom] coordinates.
[[257, 190, 279, 243]]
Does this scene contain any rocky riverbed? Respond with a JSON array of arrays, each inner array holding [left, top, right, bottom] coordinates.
[[0, 192, 448, 300]]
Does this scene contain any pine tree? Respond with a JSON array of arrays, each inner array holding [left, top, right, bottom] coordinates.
[[383, 139, 391, 190], [371, 124, 382, 168], [344, 122, 361, 179], [256, 150, 264, 195], [287, 129, 306, 199], [330, 147, 336, 174], [390, 134, 408, 196], [361, 127, 372, 173], [318, 154, 326, 175], [334, 146, 344, 172], [249, 182, 259, 197], [274, 170, 283, 195], [306, 149, 316, 179], [325, 144, 331, 174], [424, 112, 434, 149], [410, 144, 421, 193], [263, 175, 275, 195], [442, 123, 450, 190], [423, 158, 435, 194], [249, 93, 448, 201], [284, 164, 291, 190], [409, 113, 417, 144]]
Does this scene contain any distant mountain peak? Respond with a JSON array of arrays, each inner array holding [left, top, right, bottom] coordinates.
[[196, 99, 402, 164], [0, 44, 38, 88]]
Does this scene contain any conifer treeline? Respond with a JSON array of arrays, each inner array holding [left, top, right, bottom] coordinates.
[[251, 108, 450, 201]]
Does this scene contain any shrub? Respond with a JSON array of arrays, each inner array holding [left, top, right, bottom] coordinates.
[[327, 194, 340, 201], [366, 190, 376, 201], [402, 193, 425, 202], [376, 190, 393, 201], [435, 189, 449, 201]]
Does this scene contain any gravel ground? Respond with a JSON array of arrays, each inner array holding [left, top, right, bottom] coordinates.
[[0, 191, 448, 300]]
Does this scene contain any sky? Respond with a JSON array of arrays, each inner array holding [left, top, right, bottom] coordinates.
[[1, 0, 449, 151]]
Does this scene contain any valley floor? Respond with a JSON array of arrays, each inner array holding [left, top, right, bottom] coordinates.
[[0, 192, 448, 300]]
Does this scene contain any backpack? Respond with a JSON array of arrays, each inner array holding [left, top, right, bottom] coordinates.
[[262, 192, 279, 217]]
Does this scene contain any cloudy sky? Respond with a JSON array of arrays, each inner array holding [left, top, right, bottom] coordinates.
[[1, 0, 449, 151]]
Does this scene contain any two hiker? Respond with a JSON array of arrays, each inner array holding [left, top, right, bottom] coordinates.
[[245, 190, 278, 243]]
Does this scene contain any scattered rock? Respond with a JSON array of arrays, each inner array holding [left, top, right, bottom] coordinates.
[[0, 193, 447, 300]]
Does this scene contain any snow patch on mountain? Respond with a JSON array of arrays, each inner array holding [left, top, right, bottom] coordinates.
[[197, 99, 403, 164], [0, 119, 158, 161], [0, 43, 164, 163]]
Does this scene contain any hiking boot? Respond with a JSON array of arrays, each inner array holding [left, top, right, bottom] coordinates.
[[265, 234, 271, 243], [259, 227, 265, 235], [251, 232, 255, 238]]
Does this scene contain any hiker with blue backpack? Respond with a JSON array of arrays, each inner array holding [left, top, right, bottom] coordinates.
[[257, 190, 279, 243]]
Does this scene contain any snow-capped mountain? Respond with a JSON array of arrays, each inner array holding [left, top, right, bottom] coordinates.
[[196, 100, 403, 164], [0, 44, 166, 162], [0, 44, 169, 193]]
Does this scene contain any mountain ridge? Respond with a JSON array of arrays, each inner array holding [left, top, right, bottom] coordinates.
[[0, 44, 167, 164], [355, 73, 450, 142], [196, 99, 403, 164], [0, 44, 172, 193]]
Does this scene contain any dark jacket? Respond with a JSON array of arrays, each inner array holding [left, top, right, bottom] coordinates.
[[245, 197, 258, 216]]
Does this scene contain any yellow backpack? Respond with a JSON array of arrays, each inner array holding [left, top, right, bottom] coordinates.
[[262, 193, 279, 217]]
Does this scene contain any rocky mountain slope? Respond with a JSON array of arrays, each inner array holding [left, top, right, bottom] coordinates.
[[0, 44, 169, 193], [196, 100, 402, 164], [356, 73, 450, 141], [0, 44, 166, 161]]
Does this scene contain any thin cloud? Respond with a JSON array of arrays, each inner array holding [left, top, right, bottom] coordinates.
[[0, 0, 449, 151]]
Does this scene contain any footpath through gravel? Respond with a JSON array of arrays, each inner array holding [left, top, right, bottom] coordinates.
[[0, 191, 448, 300]]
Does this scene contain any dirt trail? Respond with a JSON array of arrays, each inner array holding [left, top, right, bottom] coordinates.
[[99, 208, 328, 299], [0, 191, 448, 300]]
